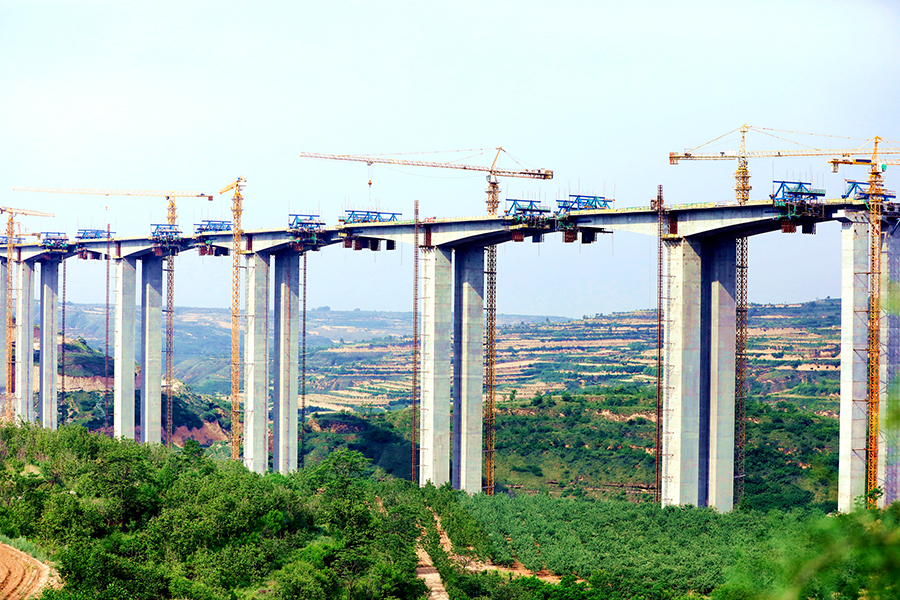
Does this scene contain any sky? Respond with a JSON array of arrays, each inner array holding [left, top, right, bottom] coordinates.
[[2, 0, 899, 317]]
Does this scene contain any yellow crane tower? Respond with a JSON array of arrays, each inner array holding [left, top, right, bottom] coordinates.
[[12, 186, 212, 444], [0, 206, 54, 422], [670, 127, 900, 503], [218, 177, 246, 461], [300, 149, 553, 493], [830, 140, 892, 507]]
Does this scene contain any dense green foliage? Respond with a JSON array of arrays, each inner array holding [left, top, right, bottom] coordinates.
[[0, 424, 426, 599]]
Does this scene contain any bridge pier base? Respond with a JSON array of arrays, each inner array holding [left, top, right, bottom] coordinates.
[[141, 256, 163, 444], [114, 258, 137, 439], [419, 247, 452, 486], [662, 237, 735, 511], [15, 260, 34, 422], [39, 259, 59, 429], [273, 252, 299, 474], [244, 252, 269, 474], [453, 246, 484, 493]]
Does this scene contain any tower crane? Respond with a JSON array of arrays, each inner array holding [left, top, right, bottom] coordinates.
[[218, 177, 246, 461], [670, 127, 900, 504], [0, 206, 54, 423], [12, 186, 212, 445], [829, 139, 892, 507], [300, 148, 553, 493]]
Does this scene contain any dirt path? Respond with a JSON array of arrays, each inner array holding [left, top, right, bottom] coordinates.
[[429, 510, 563, 584], [0, 543, 52, 599]]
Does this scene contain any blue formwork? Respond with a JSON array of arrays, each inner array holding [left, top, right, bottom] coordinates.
[[342, 210, 401, 224], [555, 194, 612, 214], [151, 224, 182, 243], [505, 199, 551, 216], [76, 229, 114, 240], [289, 214, 325, 231], [842, 180, 897, 201], [41, 232, 69, 250], [770, 181, 826, 203], [194, 220, 232, 234]]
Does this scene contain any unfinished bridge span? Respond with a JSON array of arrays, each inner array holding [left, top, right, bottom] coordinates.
[[2, 196, 895, 512]]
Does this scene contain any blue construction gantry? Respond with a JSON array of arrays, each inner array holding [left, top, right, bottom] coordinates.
[[770, 181, 826, 203], [341, 210, 401, 224], [76, 228, 114, 240], [842, 180, 897, 201], [555, 194, 613, 214], [151, 224, 182, 244], [289, 214, 325, 231], [0, 236, 24, 245], [505, 199, 551, 217], [40, 232, 69, 251], [194, 220, 232, 234]]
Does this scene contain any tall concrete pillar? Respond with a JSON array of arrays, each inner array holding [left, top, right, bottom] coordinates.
[[452, 246, 484, 493], [273, 252, 299, 474], [705, 239, 736, 511], [419, 246, 452, 486], [880, 222, 900, 505], [15, 260, 35, 422], [140, 256, 163, 444], [244, 252, 269, 474], [839, 213, 869, 512], [39, 259, 59, 429], [0, 260, 6, 397], [114, 258, 137, 439], [662, 238, 702, 506]]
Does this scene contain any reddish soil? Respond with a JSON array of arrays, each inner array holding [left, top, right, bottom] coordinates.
[[0, 543, 53, 599]]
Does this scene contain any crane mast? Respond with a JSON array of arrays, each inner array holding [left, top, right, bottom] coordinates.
[[219, 177, 246, 462]]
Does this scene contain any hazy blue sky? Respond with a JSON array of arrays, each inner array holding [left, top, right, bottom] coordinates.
[[2, 1, 899, 317]]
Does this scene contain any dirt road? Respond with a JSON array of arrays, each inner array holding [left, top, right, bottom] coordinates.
[[0, 543, 51, 599]]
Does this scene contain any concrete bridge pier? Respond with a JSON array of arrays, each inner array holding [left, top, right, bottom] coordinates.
[[662, 236, 735, 511], [273, 251, 299, 474], [244, 251, 269, 474], [452, 245, 485, 493], [419, 246, 452, 486], [0, 260, 6, 397], [114, 257, 137, 439], [140, 256, 163, 444], [838, 212, 869, 511], [15, 260, 35, 422], [39, 258, 59, 429]]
